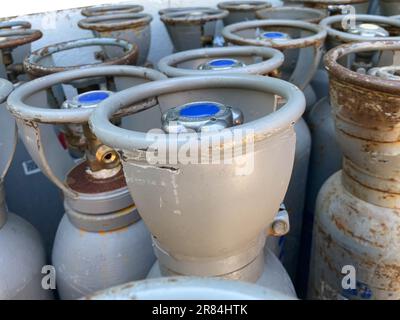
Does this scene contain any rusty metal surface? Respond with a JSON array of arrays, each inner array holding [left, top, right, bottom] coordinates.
[[255, 6, 326, 24], [160, 8, 229, 25], [23, 38, 138, 78], [0, 29, 42, 50], [222, 19, 326, 50], [0, 21, 31, 30], [66, 161, 126, 194], [309, 40, 400, 300], [218, 1, 272, 12], [78, 13, 152, 32], [81, 4, 144, 17], [325, 41, 400, 96]]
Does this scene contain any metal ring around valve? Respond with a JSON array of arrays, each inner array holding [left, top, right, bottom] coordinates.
[[0, 29, 42, 49], [81, 4, 144, 17], [7, 65, 166, 123], [217, 1, 272, 12], [6, 66, 167, 199], [78, 13, 153, 32], [222, 19, 327, 49], [23, 38, 139, 78], [89, 74, 305, 152], [157, 46, 284, 77], [160, 8, 229, 24], [324, 40, 400, 95], [255, 6, 326, 24], [0, 21, 31, 30], [320, 14, 400, 42]]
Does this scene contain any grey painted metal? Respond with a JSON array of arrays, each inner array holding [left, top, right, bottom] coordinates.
[[157, 46, 284, 77], [217, 1, 272, 25], [23, 38, 138, 78], [6, 66, 166, 299], [158, 7, 213, 16], [256, 6, 327, 23], [222, 19, 327, 91], [157, 45, 309, 282], [309, 41, 400, 300], [160, 8, 229, 52], [78, 13, 153, 65], [380, 0, 400, 16], [320, 14, 400, 48], [285, 0, 370, 13], [7, 66, 166, 199], [52, 213, 155, 299], [0, 78, 52, 300], [146, 248, 297, 299], [81, 4, 144, 17], [89, 75, 304, 287], [85, 275, 296, 300]]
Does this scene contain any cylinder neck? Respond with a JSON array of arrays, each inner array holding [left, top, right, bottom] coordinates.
[[0, 181, 8, 229]]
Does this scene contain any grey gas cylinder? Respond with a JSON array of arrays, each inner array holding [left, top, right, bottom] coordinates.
[[6, 66, 167, 299], [0, 78, 52, 300], [89, 74, 305, 296]]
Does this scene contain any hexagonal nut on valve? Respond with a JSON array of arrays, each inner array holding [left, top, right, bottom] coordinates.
[[268, 203, 290, 237]]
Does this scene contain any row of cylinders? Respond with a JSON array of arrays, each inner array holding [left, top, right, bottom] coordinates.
[[1, 0, 400, 300]]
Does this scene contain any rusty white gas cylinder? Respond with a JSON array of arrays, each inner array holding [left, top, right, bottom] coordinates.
[[0, 22, 42, 82], [160, 8, 229, 52], [6, 66, 167, 300], [89, 74, 306, 298], [284, 0, 370, 13], [256, 6, 326, 23], [0, 79, 52, 300], [299, 14, 400, 298], [81, 4, 144, 17], [78, 13, 153, 66], [308, 41, 400, 300], [157, 45, 307, 282], [217, 1, 272, 25], [380, 0, 400, 16], [85, 277, 297, 300]]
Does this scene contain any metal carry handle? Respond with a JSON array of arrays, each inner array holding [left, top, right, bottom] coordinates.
[[7, 66, 167, 198], [89, 74, 305, 152], [0, 29, 42, 50], [221, 19, 327, 90], [23, 38, 138, 78], [157, 46, 284, 77], [320, 14, 400, 42]]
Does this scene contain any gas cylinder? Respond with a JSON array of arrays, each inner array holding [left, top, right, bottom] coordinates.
[[7, 37, 137, 259], [85, 276, 297, 300], [7, 66, 167, 299], [380, 0, 400, 16], [90, 74, 305, 298], [221, 20, 326, 281], [284, 0, 370, 13], [217, 1, 272, 25], [299, 14, 400, 298], [0, 22, 62, 257], [256, 6, 327, 23], [156, 45, 306, 282], [309, 41, 400, 300], [0, 79, 52, 300], [81, 4, 144, 17], [160, 8, 229, 52], [78, 13, 153, 66]]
